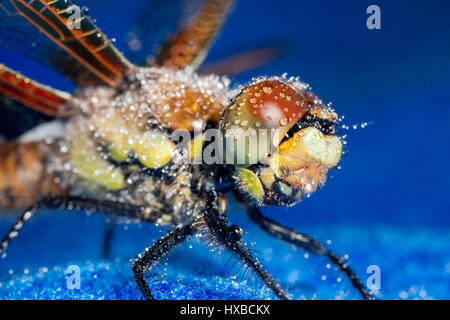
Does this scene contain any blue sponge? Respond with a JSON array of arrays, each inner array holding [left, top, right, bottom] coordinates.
[[0, 208, 448, 300]]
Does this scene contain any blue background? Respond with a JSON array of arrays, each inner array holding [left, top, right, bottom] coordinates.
[[0, 0, 449, 299]]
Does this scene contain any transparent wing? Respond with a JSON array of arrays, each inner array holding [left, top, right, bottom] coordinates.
[[123, 0, 185, 66], [199, 45, 285, 76], [0, 0, 132, 86], [153, 0, 235, 70], [124, 0, 234, 70]]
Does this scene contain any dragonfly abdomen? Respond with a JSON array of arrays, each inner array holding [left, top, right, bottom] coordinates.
[[0, 141, 66, 209]]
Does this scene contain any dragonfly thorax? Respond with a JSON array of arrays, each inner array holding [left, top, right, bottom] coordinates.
[[45, 67, 231, 224]]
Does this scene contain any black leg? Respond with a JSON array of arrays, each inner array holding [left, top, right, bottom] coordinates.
[[0, 195, 149, 258], [203, 201, 291, 300], [102, 217, 116, 259], [246, 206, 373, 300], [43, 195, 147, 219], [132, 222, 197, 299], [0, 203, 39, 258]]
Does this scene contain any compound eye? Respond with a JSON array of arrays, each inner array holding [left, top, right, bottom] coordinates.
[[219, 80, 308, 166]]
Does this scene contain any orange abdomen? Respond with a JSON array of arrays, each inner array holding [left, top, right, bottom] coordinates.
[[0, 141, 64, 209]]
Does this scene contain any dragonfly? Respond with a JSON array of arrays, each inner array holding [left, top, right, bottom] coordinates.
[[0, 0, 372, 300]]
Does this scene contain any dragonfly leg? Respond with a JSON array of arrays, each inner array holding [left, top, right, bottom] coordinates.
[[132, 222, 197, 299], [102, 217, 117, 259], [246, 205, 373, 300], [0, 203, 39, 258], [0, 195, 147, 258], [202, 201, 291, 300]]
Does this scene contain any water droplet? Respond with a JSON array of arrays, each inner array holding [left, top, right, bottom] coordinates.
[[263, 86, 273, 94], [280, 117, 288, 126]]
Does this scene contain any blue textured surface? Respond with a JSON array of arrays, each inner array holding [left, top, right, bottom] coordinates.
[[0, 0, 449, 299], [0, 205, 449, 300]]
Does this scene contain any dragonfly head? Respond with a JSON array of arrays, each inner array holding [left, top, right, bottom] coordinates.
[[219, 78, 343, 206]]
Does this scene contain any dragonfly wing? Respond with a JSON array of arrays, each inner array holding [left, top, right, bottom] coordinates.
[[0, 64, 72, 117], [123, 0, 185, 66], [151, 0, 235, 70], [0, 0, 133, 86], [199, 45, 285, 76], [0, 63, 71, 137]]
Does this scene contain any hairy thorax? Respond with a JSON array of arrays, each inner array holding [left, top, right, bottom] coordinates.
[[45, 67, 231, 224]]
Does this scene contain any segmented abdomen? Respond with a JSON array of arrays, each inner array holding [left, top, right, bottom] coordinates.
[[0, 141, 64, 209]]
